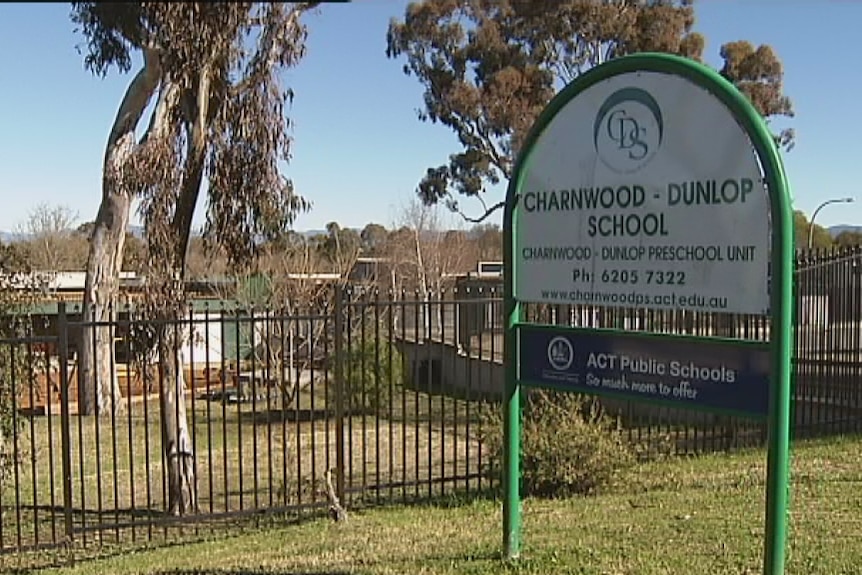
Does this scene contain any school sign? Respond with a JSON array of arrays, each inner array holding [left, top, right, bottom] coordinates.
[[502, 54, 793, 575], [515, 70, 769, 315]]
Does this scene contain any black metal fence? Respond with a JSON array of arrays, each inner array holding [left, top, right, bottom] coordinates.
[[1, 246, 861, 558], [794, 246, 862, 438], [0, 287, 500, 559], [513, 246, 862, 455]]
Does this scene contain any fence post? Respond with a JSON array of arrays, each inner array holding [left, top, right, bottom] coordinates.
[[57, 302, 74, 548], [334, 285, 346, 505]]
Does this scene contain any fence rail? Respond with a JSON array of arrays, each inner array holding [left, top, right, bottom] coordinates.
[[1, 246, 861, 559]]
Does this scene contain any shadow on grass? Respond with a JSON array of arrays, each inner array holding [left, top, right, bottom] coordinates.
[[5, 488, 503, 573], [238, 408, 332, 425], [345, 486, 501, 515], [15, 504, 168, 525], [153, 571, 351, 575]]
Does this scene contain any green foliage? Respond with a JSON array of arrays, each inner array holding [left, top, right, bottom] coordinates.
[[360, 223, 389, 255], [469, 223, 503, 260], [71, 3, 316, 280], [835, 230, 862, 247], [794, 209, 833, 249], [344, 336, 404, 414], [0, 346, 20, 491], [0, 282, 35, 494], [236, 273, 274, 308], [0, 243, 31, 273], [479, 389, 634, 497], [322, 222, 361, 273], [388, 0, 794, 221]]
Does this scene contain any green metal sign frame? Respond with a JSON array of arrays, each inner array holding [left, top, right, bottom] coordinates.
[[502, 53, 793, 575]]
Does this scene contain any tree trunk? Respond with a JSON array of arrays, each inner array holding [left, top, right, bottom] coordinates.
[[79, 48, 162, 416], [412, 228, 430, 334], [153, 67, 212, 515], [79, 191, 129, 415], [158, 329, 197, 515]]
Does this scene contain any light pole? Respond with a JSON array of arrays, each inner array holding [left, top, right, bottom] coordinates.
[[808, 197, 854, 249]]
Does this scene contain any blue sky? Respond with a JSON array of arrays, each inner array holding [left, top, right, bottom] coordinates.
[[0, 1, 858, 233]]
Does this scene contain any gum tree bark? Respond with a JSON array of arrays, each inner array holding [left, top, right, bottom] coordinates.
[[72, 2, 317, 514], [156, 63, 212, 515], [79, 48, 161, 416]]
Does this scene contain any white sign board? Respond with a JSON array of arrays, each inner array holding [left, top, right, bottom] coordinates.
[[515, 71, 769, 315]]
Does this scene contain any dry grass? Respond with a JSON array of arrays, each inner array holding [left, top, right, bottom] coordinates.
[[0, 384, 485, 552], [13, 434, 862, 575]]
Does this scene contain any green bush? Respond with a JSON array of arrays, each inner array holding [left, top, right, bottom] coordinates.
[[343, 339, 404, 414], [0, 306, 32, 495], [478, 389, 634, 497], [0, 346, 17, 491]]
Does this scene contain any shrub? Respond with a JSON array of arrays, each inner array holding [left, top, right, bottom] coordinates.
[[478, 389, 634, 497], [0, 346, 17, 491], [0, 267, 38, 495], [343, 338, 404, 414]]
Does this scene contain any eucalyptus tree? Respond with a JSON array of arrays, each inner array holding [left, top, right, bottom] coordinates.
[[71, 1, 317, 514], [387, 0, 794, 222]]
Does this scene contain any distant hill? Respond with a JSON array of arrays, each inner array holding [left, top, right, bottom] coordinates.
[[0, 226, 150, 242], [1, 226, 348, 244], [828, 225, 862, 238], [15, 223, 851, 244], [0, 231, 25, 244]]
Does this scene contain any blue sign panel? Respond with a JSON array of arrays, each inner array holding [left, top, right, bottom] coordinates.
[[518, 326, 770, 417]]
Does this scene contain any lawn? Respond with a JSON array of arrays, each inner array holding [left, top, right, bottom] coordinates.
[[21, 434, 862, 575], [1, 379, 486, 553]]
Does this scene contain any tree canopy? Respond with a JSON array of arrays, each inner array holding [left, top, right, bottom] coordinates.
[[70, 1, 320, 511], [793, 210, 833, 250], [386, 0, 795, 222], [71, 2, 316, 276], [834, 230, 862, 247]]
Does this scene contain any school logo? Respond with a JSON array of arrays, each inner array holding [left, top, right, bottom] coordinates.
[[593, 87, 664, 174], [547, 336, 574, 371]]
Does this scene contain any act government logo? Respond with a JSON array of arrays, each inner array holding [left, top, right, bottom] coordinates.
[[593, 87, 664, 174], [547, 336, 574, 371]]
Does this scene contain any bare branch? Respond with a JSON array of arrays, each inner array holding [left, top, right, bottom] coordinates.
[[138, 77, 180, 149], [389, 1, 786, 212], [456, 200, 504, 225], [325, 468, 347, 522], [468, 119, 510, 179], [232, 3, 317, 96], [170, 59, 214, 271], [106, 46, 161, 161]]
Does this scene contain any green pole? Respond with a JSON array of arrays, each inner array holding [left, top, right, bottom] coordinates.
[[503, 186, 522, 559], [763, 144, 794, 574], [502, 357, 521, 558]]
